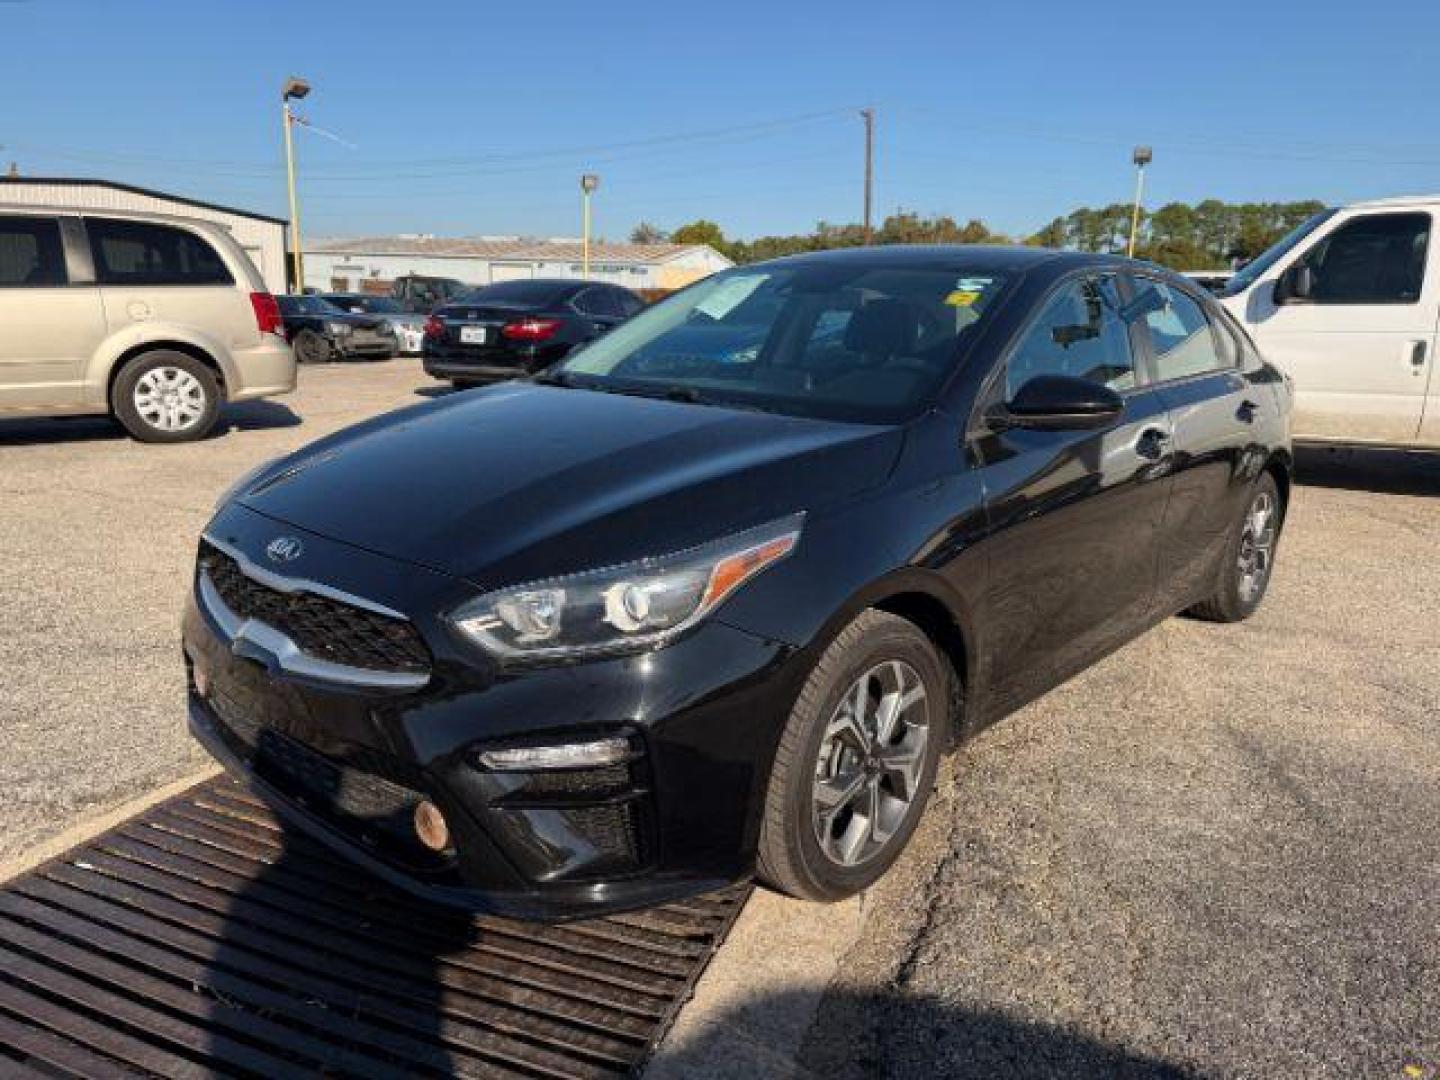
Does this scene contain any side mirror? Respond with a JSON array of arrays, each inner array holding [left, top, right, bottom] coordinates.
[[989, 374, 1124, 432], [1273, 263, 1313, 305]]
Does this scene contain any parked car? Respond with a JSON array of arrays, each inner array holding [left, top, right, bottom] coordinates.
[[422, 278, 644, 387], [323, 293, 426, 355], [391, 274, 469, 313], [184, 246, 1292, 919], [276, 294, 396, 364], [1217, 195, 1440, 448], [0, 205, 294, 442]]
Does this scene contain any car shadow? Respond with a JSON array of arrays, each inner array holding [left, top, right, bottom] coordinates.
[[0, 401, 302, 447], [656, 987, 1194, 1079], [1293, 444, 1439, 496]]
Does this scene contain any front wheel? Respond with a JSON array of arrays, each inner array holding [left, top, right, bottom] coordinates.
[[111, 350, 220, 443], [293, 330, 331, 365], [757, 609, 953, 902], [1188, 473, 1283, 622]]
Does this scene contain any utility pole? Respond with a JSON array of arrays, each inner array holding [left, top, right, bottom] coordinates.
[[1127, 145, 1152, 258], [281, 76, 312, 293], [580, 174, 600, 279], [861, 107, 875, 245]]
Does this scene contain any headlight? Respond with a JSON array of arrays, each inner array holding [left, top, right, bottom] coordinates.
[[451, 514, 804, 660], [325, 321, 352, 335]]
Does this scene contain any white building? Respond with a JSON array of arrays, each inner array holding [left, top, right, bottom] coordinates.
[[0, 176, 288, 292], [303, 236, 732, 295]]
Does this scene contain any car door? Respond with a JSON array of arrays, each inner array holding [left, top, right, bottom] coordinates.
[[970, 272, 1176, 715], [0, 214, 107, 412], [1128, 275, 1279, 613], [1242, 209, 1436, 445]]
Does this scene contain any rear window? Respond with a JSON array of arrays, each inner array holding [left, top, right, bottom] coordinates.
[[459, 280, 569, 306], [87, 218, 234, 287], [0, 216, 66, 287]]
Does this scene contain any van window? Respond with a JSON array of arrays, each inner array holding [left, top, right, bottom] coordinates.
[[1134, 281, 1228, 382], [0, 216, 67, 287], [1297, 212, 1430, 304], [1006, 275, 1137, 396], [87, 218, 234, 286]]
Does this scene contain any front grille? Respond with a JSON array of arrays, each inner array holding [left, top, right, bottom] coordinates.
[[200, 540, 429, 675]]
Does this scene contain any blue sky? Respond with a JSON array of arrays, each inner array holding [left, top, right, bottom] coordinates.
[[4, 0, 1440, 242]]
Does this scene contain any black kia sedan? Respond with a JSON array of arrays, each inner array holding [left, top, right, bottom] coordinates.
[[422, 278, 644, 387], [183, 247, 1292, 920], [276, 294, 397, 364]]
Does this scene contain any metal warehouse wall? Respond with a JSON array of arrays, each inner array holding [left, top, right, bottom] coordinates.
[[304, 252, 670, 292], [0, 182, 288, 292]]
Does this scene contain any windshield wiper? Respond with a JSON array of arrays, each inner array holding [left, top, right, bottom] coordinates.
[[532, 370, 578, 388]]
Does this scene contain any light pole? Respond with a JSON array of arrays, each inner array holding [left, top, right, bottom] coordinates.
[[1127, 145, 1152, 258], [281, 76, 311, 293], [580, 173, 600, 279]]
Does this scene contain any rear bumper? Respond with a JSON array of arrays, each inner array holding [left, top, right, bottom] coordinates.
[[422, 342, 558, 381], [226, 338, 297, 402]]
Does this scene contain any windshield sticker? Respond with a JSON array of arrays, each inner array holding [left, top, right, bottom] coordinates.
[[955, 276, 994, 291], [695, 275, 768, 320], [944, 290, 981, 307]]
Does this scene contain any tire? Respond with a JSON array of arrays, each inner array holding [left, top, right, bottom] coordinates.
[[757, 609, 954, 902], [111, 350, 220, 444], [293, 330, 331, 365], [1188, 472, 1284, 623]]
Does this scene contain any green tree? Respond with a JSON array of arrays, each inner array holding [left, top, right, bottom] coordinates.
[[670, 219, 728, 250], [629, 222, 668, 244]]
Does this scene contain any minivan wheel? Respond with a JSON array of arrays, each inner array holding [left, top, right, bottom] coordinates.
[[757, 609, 952, 902], [112, 350, 220, 443], [293, 330, 331, 364], [1188, 473, 1283, 623]]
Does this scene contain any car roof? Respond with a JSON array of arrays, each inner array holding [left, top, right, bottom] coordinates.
[[750, 244, 1141, 274]]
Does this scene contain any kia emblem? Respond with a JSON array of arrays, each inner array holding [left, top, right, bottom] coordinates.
[[266, 536, 304, 563]]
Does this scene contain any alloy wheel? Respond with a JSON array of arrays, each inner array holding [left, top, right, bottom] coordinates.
[[132, 366, 206, 434], [1237, 489, 1277, 602], [811, 659, 930, 867]]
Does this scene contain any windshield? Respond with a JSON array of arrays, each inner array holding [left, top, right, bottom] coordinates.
[[1220, 209, 1337, 296], [557, 263, 1010, 423], [455, 280, 570, 307]]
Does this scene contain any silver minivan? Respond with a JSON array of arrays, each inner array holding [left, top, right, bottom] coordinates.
[[0, 205, 296, 442]]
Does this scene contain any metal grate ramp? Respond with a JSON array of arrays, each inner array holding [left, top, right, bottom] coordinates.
[[0, 776, 750, 1078]]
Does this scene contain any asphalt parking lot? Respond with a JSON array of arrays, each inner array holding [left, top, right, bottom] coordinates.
[[1, 361, 1436, 1077]]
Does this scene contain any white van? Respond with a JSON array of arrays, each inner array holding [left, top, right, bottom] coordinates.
[[1217, 195, 1440, 448], [0, 205, 295, 442]]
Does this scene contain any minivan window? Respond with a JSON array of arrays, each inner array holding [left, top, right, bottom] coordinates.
[[1135, 281, 1227, 381], [560, 264, 1010, 423], [1006, 275, 1136, 396], [1296, 212, 1430, 304], [0, 216, 67, 287], [88, 218, 234, 286]]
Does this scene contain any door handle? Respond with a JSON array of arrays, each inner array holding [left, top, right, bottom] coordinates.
[[1411, 340, 1428, 370], [1136, 427, 1171, 460], [1238, 398, 1259, 422]]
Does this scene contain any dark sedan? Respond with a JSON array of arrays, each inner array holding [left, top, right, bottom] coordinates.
[[422, 278, 644, 387], [184, 247, 1292, 920], [277, 294, 396, 364]]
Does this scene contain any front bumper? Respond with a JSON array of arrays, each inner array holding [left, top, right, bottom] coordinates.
[[334, 336, 396, 360], [180, 509, 802, 919]]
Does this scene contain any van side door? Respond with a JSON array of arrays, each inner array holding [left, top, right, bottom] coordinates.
[[0, 214, 107, 412], [1246, 209, 1435, 445]]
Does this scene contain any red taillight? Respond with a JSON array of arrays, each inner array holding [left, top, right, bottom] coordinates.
[[250, 292, 283, 337], [502, 317, 562, 342], [424, 315, 445, 339]]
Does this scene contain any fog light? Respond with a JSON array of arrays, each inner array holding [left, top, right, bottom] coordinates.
[[477, 736, 631, 771], [413, 800, 450, 851]]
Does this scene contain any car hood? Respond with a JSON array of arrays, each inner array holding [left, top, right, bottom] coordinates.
[[235, 382, 904, 586]]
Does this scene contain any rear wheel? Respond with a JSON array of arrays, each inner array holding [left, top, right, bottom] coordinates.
[[1189, 473, 1283, 622], [293, 330, 331, 365], [757, 609, 953, 902], [111, 350, 219, 443]]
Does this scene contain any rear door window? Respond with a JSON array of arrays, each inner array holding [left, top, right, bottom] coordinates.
[[0, 216, 67, 287], [1131, 280, 1229, 382], [87, 218, 234, 286]]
